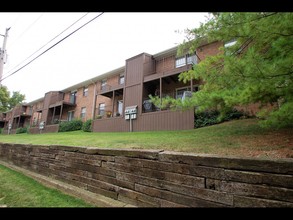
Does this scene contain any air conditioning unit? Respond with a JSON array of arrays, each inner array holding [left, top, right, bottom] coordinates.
[[182, 91, 192, 100]]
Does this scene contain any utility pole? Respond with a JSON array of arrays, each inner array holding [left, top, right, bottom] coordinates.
[[0, 27, 11, 85]]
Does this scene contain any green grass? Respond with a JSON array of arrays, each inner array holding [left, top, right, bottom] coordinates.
[[1, 118, 292, 158], [0, 164, 94, 207]]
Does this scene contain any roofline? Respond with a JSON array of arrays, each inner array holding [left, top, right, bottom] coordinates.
[[61, 66, 125, 93], [25, 41, 217, 104]]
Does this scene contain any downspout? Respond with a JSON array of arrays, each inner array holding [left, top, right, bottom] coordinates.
[[91, 80, 97, 120]]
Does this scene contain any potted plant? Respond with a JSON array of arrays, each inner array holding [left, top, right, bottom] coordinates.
[[106, 111, 112, 118]]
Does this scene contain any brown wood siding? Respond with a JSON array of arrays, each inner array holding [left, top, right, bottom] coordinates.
[[93, 109, 194, 132], [92, 117, 128, 132], [124, 85, 141, 110], [143, 55, 155, 76], [134, 109, 194, 131], [125, 55, 144, 86]]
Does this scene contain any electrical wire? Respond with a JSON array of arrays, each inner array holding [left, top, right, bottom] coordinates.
[[2, 13, 89, 79], [8, 13, 44, 50], [0, 12, 104, 83]]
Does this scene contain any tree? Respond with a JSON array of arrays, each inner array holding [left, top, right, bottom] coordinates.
[[0, 85, 26, 112], [0, 86, 9, 112], [173, 12, 293, 128], [8, 91, 26, 109]]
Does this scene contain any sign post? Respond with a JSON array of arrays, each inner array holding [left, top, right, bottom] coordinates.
[[124, 105, 138, 132]]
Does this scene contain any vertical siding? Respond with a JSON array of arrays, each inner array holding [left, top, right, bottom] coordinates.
[[134, 109, 194, 131], [124, 85, 141, 108], [143, 55, 155, 76], [125, 55, 144, 86], [93, 109, 194, 132], [93, 117, 128, 132]]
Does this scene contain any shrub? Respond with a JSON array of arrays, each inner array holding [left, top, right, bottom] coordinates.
[[0, 128, 2, 134], [58, 119, 83, 132], [195, 108, 246, 128], [194, 109, 220, 128], [16, 127, 28, 134], [82, 119, 92, 132]]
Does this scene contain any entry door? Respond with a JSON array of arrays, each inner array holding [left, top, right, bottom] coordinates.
[[118, 100, 123, 115]]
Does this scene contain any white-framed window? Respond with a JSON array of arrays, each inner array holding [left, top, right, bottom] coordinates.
[[175, 56, 186, 68], [117, 100, 123, 115], [101, 79, 107, 91], [224, 39, 237, 55], [68, 111, 74, 121], [70, 91, 77, 104], [80, 107, 86, 119], [99, 103, 105, 116], [176, 85, 199, 99], [119, 75, 125, 85], [175, 54, 197, 68], [187, 54, 197, 65], [224, 39, 237, 48], [83, 86, 88, 97]]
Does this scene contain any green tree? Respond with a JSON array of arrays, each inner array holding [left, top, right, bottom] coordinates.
[[8, 91, 25, 109], [174, 12, 293, 128], [0, 85, 26, 112], [0, 86, 10, 112]]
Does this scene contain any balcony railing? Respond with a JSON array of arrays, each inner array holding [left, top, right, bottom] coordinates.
[[95, 104, 123, 119]]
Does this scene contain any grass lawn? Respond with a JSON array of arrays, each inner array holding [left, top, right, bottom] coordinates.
[[1, 118, 292, 159], [0, 164, 93, 207]]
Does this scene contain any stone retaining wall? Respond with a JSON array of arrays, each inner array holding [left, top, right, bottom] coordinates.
[[0, 143, 292, 207]]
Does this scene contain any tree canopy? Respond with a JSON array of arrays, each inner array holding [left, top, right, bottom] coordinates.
[[0, 85, 26, 112], [166, 12, 293, 128]]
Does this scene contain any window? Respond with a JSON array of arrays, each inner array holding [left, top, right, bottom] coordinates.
[[176, 85, 199, 99], [68, 111, 74, 121], [70, 91, 77, 104], [117, 100, 123, 115], [187, 54, 197, 65], [224, 39, 237, 48], [175, 54, 197, 68], [99, 103, 105, 116], [175, 56, 186, 68], [101, 79, 107, 91], [83, 86, 88, 97], [119, 75, 125, 85], [224, 39, 237, 55], [80, 107, 86, 119]]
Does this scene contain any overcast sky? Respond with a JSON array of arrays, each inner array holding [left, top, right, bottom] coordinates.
[[0, 12, 210, 103]]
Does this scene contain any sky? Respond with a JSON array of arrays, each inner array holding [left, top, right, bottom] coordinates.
[[0, 12, 210, 103]]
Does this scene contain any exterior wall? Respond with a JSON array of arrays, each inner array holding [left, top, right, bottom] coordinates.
[[95, 95, 112, 117], [196, 41, 223, 61], [156, 55, 176, 74], [4, 41, 259, 134], [73, 83, 95, 122], [0, 143, 292, 207], [93, 109, 194, 132]]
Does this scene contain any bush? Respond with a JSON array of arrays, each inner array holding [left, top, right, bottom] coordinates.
[[58, 119, 83, 132], [194, 110, 220, 128], [195, 108, 246, 128], [82, 119, 92, 132], [16, 127, 28, 134], [0, 128, 2, 134]]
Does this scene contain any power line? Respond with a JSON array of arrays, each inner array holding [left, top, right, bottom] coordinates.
[[0, 12, 104, 83], [2, 13, 89, 79], [8, 13, 44, 50]]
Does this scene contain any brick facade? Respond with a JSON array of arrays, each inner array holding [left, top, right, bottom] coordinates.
[[1, 41, 258, 133]]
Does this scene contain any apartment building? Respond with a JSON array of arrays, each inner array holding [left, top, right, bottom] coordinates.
[[1, 40, 223, 134]]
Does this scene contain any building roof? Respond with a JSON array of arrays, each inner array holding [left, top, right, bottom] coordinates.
[[26, 44, 183, 105]]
